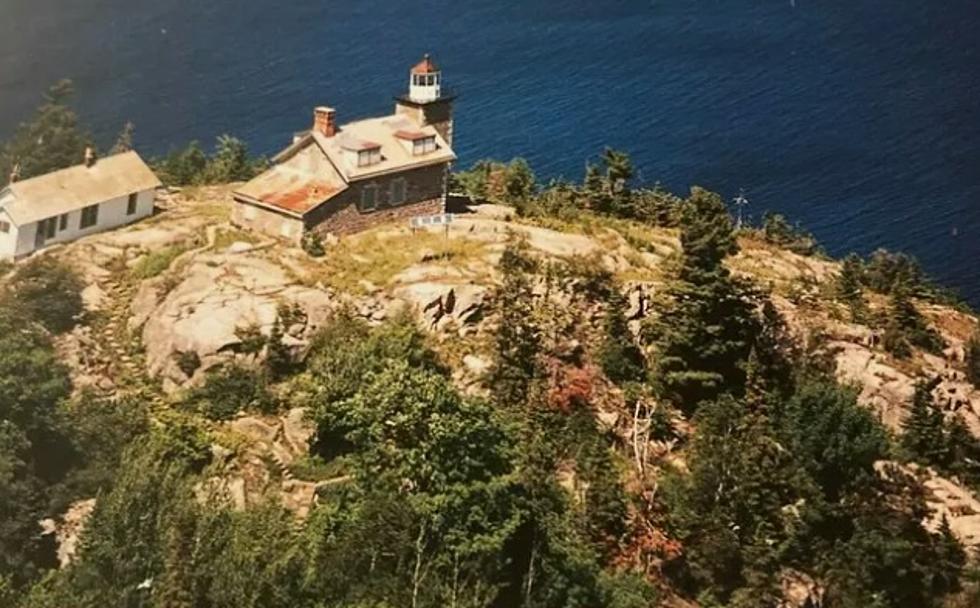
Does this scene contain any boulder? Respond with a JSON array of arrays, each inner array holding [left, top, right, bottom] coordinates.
[[779, 570, 825, 608], [283, 408, 315, 457], [230, 416, 279, 446], [140, 251, 333, 387]]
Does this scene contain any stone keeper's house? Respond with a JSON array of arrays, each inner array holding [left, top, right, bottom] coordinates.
[[232, 55, 456, 241]]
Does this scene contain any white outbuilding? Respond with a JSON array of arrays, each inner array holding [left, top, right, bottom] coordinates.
[[0, 150, 161, 259]]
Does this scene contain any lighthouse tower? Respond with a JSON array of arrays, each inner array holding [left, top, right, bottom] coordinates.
[[395, 54, 455, 147]]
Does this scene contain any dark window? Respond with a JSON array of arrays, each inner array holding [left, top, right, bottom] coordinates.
[[360, 185, 378, 211], [127, 193, 138, 215], [80, 204, 99, 229], [45, 217, 56, 239], [58, 214, 68, 230], [0, 220, 9, 234], [390, 179, 406, 205]]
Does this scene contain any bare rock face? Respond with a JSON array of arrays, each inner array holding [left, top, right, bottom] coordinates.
[[915, 464, 980, 550], [41, 498, 97, 568], [393, 281, 488, 330], [832, 341, 916, 430], [779, 570, 825, 608], [140, 251, 334, 388], [202, 408, 319, 517]]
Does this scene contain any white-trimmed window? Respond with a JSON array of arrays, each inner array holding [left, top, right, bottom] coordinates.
[[58, 214, 68, 230], [357, 147, 382, 167], [360, 184, 379, 211], [0, 220, 10, 234], [80, 204, 99, 229], [412, 136, 437, 156], [127, 193, 138, 215], [389, 178, 407, 205]]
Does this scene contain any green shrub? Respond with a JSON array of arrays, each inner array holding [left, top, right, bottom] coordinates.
[[173, 350, 201, 378], [5, 256, 84, 333], [131, 245, 188, 280], [759, 212, 820, 256], [184, 365, 275, 420], [965, 333, 980, 388], [301, 231, 326, 257]]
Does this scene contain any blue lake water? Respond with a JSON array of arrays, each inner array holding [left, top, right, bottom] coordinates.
[[1, 0, 978, 305]]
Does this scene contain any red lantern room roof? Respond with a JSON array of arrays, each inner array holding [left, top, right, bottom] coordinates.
[[411, 53, 439, 75]]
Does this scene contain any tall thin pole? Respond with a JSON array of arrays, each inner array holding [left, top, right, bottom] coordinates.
[[732, 190, 750, 230]]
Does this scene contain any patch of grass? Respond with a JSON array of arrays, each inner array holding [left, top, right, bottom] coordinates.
[[212, 227, 259, 251], [288, 454, 350, 481], [308, 228, 491, 293], [131, 244, 190, 280]]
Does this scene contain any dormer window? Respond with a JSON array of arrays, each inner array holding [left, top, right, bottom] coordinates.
[[412, 136, 437, 156], [357, 146, 382, 167]]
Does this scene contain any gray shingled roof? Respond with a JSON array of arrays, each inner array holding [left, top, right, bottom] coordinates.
[[1, 151, 161, 225]]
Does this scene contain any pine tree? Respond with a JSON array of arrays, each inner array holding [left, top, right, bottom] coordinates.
[[883, 281, 944, 358], [646, 187, 758, 412], [935, 515, 967, 594], [965, 333, 980, 388], [745, 300, 795, 408], [945, 414, 980, 488], [0, 80, 93, 180], [901, 377, 947, 466], [265, 314, 292, 380], [489, 236, 542, 408], [109, 121, 135, 155], [599, 287, 645, 384], [836, 253, 868, 322]]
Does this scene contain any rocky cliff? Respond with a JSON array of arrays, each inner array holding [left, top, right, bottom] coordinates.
[[47, 185, 980, 567]]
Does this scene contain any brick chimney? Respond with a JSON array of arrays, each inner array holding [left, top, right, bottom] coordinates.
[[84, 146, 97, 168], [313, 107, 337, 137]]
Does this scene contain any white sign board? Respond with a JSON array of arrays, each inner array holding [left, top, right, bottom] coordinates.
[[410, 213, 455, 229]]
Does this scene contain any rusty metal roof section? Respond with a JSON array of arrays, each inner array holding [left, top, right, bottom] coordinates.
[[411, 53, 439, 75], [1, 151, 161, 225], [236, 165, 348, 217]]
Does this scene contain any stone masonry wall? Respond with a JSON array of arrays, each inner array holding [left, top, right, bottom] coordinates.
[[305, 163, 447, 236], [310, 197, 443, 237]]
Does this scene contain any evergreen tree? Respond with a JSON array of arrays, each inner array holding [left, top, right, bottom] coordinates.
[[745, 300, 796, 407], [901, 377, 947, 466], [883, 281, 944, 358], [965, 332, 980, 388], [646, 187, 758, 412], [489, 236, 542, 408], [601, 148, 633, 196], [109, 121, 135, 155], [599, 288, 645, 384], [265, 314, 293, 380], [200, 134, 261, 183], [936, 515, 967, 593], [503, 158, 537, 212], [663, 396, 814, 603], [836, 253, 868, 322], [0, 80, 93, 180]]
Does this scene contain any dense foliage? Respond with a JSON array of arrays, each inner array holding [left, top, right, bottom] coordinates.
[[152, 136, 266, 186], [0, 80, 93, 181], [0, 135, 976, 607]]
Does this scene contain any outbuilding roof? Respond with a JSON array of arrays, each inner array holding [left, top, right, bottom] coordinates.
[[1, 151, 161, 225]]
